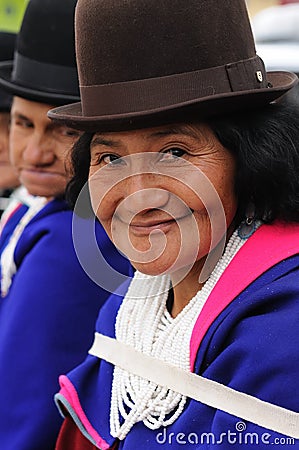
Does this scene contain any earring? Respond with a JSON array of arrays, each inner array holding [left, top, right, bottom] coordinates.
[[238, 203, 257, 239]]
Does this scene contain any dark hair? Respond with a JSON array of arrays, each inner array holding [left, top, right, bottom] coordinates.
[[66, 100, 299, 223], [66, 132, 94, 217], [210, 99, 299, 223]]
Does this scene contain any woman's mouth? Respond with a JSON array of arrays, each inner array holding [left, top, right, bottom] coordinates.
[[125, 212, 194, 236], [129, 218, 176, 235]]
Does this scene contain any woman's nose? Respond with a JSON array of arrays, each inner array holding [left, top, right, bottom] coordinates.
[[123, 175, 170, 214]]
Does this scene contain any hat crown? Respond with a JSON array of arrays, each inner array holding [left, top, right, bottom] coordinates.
[[76, 0, 256, 86], [0, 0, 80, 104], [0, 32, 16, 110], [17, 0, 77, 69], [0, 32, 16, 62], [47, 0, 297, 130]]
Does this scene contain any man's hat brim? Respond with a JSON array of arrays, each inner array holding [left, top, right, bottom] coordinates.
[[48, 71, 298, 132], [0, 61, 80, 106]]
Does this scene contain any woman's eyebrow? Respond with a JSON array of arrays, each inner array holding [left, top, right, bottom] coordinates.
[[90, 126, 200, 149], [148, 126, 200, 140], [90, 136, 121, 148]]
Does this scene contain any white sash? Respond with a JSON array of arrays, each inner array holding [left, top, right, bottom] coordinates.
[[89, 332, 299, 439]]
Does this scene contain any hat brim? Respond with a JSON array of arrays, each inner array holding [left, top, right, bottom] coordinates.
[[47, 71, 298, 132], [0, 62, 80, 106]]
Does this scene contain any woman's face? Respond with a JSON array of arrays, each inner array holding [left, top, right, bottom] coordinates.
[[88, 122, 237, 277]]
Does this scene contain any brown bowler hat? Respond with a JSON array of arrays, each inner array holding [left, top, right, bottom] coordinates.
[[48, 0, 298, 131]]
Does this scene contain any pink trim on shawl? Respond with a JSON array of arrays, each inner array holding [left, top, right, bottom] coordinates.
[[190, 222, 299, 371], [0, 203, 22, 234], [58, 375, 110, 450]]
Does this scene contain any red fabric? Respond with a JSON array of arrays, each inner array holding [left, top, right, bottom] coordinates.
[[55, 417, 119, 450], [55, 416, 99, 450], [280, 0, 299, 4]]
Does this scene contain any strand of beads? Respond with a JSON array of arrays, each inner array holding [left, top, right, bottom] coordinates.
[[110, 222, 260, 439]]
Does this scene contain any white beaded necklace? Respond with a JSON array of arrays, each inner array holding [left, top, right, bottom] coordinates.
[[111, 223, 260, 440]]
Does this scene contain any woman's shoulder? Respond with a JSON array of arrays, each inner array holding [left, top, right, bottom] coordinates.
[[94, 277, 133, 335]]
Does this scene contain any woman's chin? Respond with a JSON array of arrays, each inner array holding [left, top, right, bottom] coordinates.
[[132, 263, 167, 277], [131, 257, 194, 280]]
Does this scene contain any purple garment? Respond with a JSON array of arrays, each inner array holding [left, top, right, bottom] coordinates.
[[0, 198, 133, 450], [56, 222, 299, 449]]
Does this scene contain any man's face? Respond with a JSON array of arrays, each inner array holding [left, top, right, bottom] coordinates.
[[10, 96, 81, 199], [0, 111, 19, 190]]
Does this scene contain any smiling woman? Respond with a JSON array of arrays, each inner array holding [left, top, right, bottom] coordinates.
[[87, 124, 237, 308], [48, 0, 299, 449]]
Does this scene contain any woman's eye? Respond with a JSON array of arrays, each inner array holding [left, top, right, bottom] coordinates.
[[160, 147, 186, 160], [102, 154, 124, 165]]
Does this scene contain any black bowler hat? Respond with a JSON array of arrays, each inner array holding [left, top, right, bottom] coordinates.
[[48, 0, 298, 131], [0, 32, 16, 111], [0, 0, 79, 106]]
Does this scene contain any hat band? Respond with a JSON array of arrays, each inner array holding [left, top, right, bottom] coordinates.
[[80, 56, 267, 116], [12, 52, 79, 96]]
